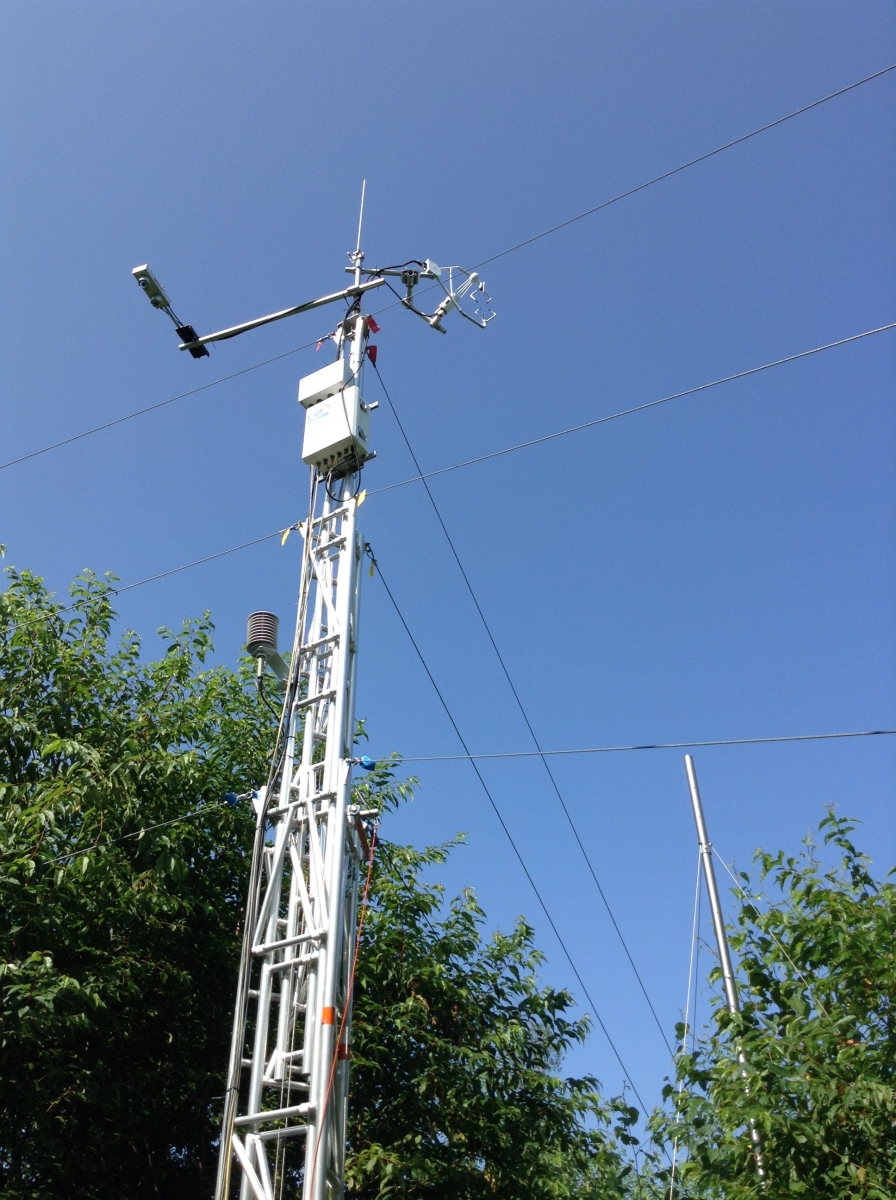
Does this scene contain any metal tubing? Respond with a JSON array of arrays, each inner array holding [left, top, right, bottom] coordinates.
[[178, 279, 385, 350], [683, 755, 766, 1184], [235, 1102, 313, 1126], [230, 1136, 269, 1200], [250, 929, 326, 956], [303, 315, 367, 1200], [215, 791, 272, 1200], [683, 756, 739, 1016], [255, 1125, 310, 1142]]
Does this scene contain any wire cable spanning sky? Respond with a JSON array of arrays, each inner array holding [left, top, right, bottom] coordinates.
[[365, 543, 653, 1114], [3, 6, 893, 1108], [473, 61, 896, 267], [98, 319, 895, 595], [0, 62, 892, 478], [372, 358, 674, 1054], [400, 729, 896, 761]]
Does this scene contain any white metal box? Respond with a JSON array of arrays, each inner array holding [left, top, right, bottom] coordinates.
[[297, 359, 352, 409], [301, 385, 371, 473]]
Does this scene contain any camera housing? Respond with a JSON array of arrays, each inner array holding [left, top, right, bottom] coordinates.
[[132, 264, 171, 311]]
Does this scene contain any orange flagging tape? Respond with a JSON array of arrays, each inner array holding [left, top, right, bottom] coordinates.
[[322, 1007, 336, 1025]]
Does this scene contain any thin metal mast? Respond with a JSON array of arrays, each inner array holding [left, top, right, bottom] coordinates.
[[683, 754, 766, 1184]]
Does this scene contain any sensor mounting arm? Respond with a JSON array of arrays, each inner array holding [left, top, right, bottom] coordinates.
[[177, 277, 386, 352]]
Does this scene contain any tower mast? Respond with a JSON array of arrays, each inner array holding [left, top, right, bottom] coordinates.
[[132, 213, 493, 1200], [217, 324, 370, 1200]]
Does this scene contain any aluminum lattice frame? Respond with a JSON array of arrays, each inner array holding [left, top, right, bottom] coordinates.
[[216, 333, 371, 1200]]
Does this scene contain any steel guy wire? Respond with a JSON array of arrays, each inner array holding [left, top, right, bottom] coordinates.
[[473, 62, 896, 269], [71, 318, 894, 606], [374, 65, 896, 315], [711, 844, 830, 1019], [0, 340, 321, 474], [369, 321, 896, 497], [398, 729, 896, 759], [113, 525, 302, 593], [7, 569, 894, 759], [22, 740, 895, 908], [2, 64, 892, 477], [43, 800, 232, 866], [372, 358, 673, 1056], [365, 541, 654, 1115]]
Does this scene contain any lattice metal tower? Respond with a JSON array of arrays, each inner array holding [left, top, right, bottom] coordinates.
[[133, 208, 493, 1200], [217, 308, 374, 1200]]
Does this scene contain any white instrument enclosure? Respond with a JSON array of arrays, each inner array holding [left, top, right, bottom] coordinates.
[[298, 359, 352, 409], [301, 384, 370, 473]]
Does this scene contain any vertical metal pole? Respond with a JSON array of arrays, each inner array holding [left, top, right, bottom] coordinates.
[[683, 755, 766, 1184], [684, 756, 739, 1017]]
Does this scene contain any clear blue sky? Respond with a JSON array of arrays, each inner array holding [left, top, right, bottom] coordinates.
[[2, 2, 895, 1111]]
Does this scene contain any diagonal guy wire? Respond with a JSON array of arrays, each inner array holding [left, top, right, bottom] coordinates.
[[366, 543, 653, 1114], [372, 359, 673, 1055], [474, 63, 896, 267]]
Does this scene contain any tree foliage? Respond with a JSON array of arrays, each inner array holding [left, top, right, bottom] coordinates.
[[8, 560, 891, 1199], [345, 805, 637, 1198], [0, 565, 267, 1197], [0, 564, 630, 1198], [651, 814, 896, 1199]]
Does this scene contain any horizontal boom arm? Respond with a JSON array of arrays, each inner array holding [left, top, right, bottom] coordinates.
[[178, 277, 386, 351]]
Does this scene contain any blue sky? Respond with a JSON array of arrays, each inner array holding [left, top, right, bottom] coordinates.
[[2, 2, 895, 1111]]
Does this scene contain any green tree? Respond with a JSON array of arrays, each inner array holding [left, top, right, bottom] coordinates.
[[0, 563, 634, 1198], [651, 813, 896, 1199], [0, 564, 268, 1197], [344, 799, 638, 1199]]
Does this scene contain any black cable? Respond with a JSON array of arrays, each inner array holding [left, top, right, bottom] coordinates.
[[325, 465, 363, 504], [372, 360, 673, 1055], [370, 260, 425, 274], [365, 542, 652, 1114], [257, 674, 282, 721]]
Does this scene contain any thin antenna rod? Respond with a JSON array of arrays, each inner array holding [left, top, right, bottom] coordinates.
[[356, 180, 367, 254]]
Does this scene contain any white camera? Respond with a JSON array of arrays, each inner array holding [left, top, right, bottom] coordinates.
[[132, 264, 171, 311]]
